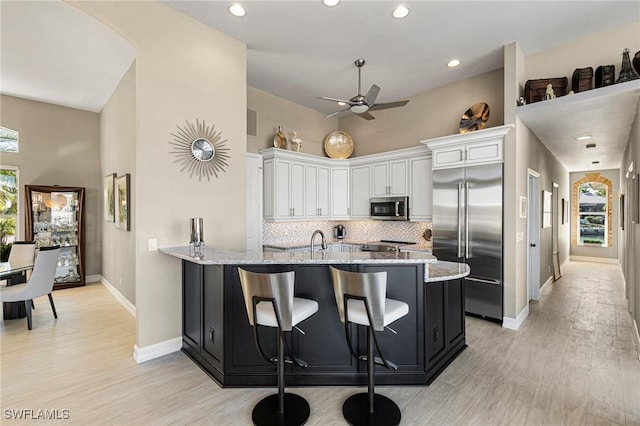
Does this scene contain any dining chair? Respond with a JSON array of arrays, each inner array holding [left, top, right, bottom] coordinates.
[[1, 241, 36, 286], [0, 246, 60, 330]]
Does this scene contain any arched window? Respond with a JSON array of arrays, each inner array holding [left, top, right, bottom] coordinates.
[[572, 173, 613, 247]]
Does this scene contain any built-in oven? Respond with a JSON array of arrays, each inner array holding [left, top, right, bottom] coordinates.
[[370, 197, 409, 220]]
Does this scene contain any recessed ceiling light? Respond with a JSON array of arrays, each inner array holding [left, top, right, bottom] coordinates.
[[322, 0, 340, 6], [447, 59, 461, 68], [576, 135, 592, 141], [229, 3, 246, 17], [337, 101, 346, 106], [392, 5, 410, 19], [586, 143, 596, 149]]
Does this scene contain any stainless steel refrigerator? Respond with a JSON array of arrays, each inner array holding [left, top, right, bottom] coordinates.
[[432, 164, 503, 321]]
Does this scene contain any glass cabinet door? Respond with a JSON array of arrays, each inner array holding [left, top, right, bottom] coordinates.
[[26, 186, 85, 288]]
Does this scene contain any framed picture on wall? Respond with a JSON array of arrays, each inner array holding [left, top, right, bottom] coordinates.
[[631, 174, 639, 224], [116, 173, 130, 231], [542, 190, 552, 228], [104, 173, 116, 222], [561, 198, 566, 225]]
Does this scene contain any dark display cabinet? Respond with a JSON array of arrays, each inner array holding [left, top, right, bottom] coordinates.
[[25, 185, 85, 289]]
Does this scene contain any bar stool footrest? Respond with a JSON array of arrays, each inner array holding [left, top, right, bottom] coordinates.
[[252, 393, 310, 426], [343, 393, 401, 426], [357, 355, 398, 370]]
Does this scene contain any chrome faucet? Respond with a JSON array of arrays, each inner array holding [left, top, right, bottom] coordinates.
[[310, 229, 327, 252]]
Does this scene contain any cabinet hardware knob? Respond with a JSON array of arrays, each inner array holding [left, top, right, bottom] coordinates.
[[209, 327, 214, 343]]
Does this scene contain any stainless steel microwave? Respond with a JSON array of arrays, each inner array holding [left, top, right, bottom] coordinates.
[[370, 197, 409, 220]]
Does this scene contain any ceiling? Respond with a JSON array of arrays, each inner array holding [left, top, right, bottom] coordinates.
[[1, 1, 639, 171]]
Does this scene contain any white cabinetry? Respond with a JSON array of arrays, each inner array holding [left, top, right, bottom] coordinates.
[[425, 126, 512, 170], [350, 165, 371, 218], [305, 164, 330, 218], [331, 167, 350, 218], [409, 156, 432, 221], [263, 154, 306, 220], [371, 160, 408, 196]]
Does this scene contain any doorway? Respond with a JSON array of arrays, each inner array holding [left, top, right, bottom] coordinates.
[[528, 169, 541, 301]]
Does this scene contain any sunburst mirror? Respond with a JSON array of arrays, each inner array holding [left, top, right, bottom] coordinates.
[[169, 119, 230, 181]]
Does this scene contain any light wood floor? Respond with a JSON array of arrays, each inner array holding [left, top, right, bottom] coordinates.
[[2, 261, 639, 425]]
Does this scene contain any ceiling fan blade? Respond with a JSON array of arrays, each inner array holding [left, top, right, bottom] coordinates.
[[356, 111, 375, 120], [317, 96, 355, 105], [326, 108, 352, 118], [369, 100, 409, 111], [364, 84, 380, 105]]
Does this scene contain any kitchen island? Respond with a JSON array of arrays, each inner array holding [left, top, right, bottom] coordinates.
[[160, 246, 469, 387]]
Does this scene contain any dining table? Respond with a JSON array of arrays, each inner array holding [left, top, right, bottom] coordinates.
[[1, 260, 35, 320]]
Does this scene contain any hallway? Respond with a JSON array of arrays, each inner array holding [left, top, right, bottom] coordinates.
[[1, 261, 639, 425]]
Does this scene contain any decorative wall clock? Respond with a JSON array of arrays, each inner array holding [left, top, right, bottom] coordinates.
[[169, 119, 230, 181]]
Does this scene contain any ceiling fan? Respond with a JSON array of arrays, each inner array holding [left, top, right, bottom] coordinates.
[[317, 59, 409, 120]]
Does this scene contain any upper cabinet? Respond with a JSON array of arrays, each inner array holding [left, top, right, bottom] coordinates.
[[423, 125, 514, 170], [350, 164, 372, 218], [409, 156, 433, 221], [371, 159, 408, 197]]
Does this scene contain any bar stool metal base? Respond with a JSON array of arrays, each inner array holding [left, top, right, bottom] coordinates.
[[342, 393, 401, 426], [252, 393, 310, 426]]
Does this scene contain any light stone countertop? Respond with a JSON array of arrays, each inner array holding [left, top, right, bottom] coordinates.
[[263, 239, 368, 250], [159, 245, 436, 265], [160, 247, 471, 282], [425, 261, 470, 282], [399, 243, 432, 253]]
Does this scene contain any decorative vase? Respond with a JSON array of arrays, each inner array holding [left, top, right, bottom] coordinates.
[[616, 48, 639, 83], [324, 131, 354, 159]]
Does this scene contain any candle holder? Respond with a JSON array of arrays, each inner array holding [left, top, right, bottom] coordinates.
[[189, 217, 205, 258]]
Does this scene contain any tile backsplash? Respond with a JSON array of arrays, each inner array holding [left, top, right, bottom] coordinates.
[[263, 220, 431, 245]]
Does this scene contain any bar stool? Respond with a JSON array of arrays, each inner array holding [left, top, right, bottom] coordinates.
[[238, 268, 319, 426], [329, 266, 409, 426]]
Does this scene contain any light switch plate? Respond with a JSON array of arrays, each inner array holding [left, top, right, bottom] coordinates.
[[148, 238, 158, 251]]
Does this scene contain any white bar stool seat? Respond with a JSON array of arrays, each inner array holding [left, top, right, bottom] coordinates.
[[344, 298, 408, 328], [255, 297, 318, 328]]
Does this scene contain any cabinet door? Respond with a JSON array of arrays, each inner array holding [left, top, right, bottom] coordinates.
[[317, 166, 331, 218], [410, 156, 432, 221], [263, 159, 275, 219], [350, 165, 371, 218], [202, 265, 224, 370], [371, 162, 389, 196], [331, 167, 350, 217], [274, 160, 292, 219], [431, 146, 465, 169], [445, 279, 465, 348], [290, 162, 305, 218], [305, 164, 319, 217], [183, 261, 202, 350], [465, 139, 503, 165], [424, 281, 445, 366], [389, 160, 408, 196]]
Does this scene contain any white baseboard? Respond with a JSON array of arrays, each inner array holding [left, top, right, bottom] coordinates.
[[133, 337, 182, 364], [540, 276, 553, 296], [100, 276, 136, 318], [86, 274, 101, 283], [570, 255, 619, 264], [503, 304, 529, 330], [634, 319, 640, 361]]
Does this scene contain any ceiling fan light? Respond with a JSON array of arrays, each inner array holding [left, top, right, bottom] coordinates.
[[322, 0, 340, 6], [337, 101, 346, 106], [392, 5, 410, 19], [351, 104, 369, 114], [229, 3, 246, 17], [576, 135, 592, 141]]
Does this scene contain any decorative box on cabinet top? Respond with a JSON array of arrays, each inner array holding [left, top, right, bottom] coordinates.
[[524, 77, 568, 104], [572, 67, 593, 93]]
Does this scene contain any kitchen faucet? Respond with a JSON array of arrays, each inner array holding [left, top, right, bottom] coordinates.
[[310, 230, 327, 252]]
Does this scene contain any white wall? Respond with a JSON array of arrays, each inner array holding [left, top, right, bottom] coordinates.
[[71, 1, 247, 349], [100, 62, 136, 304]]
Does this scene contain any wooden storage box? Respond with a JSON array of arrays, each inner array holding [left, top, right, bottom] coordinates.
[[524, 77, 568, 104], [572, 67, 593, 93], [595, 65, 615, 88]]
